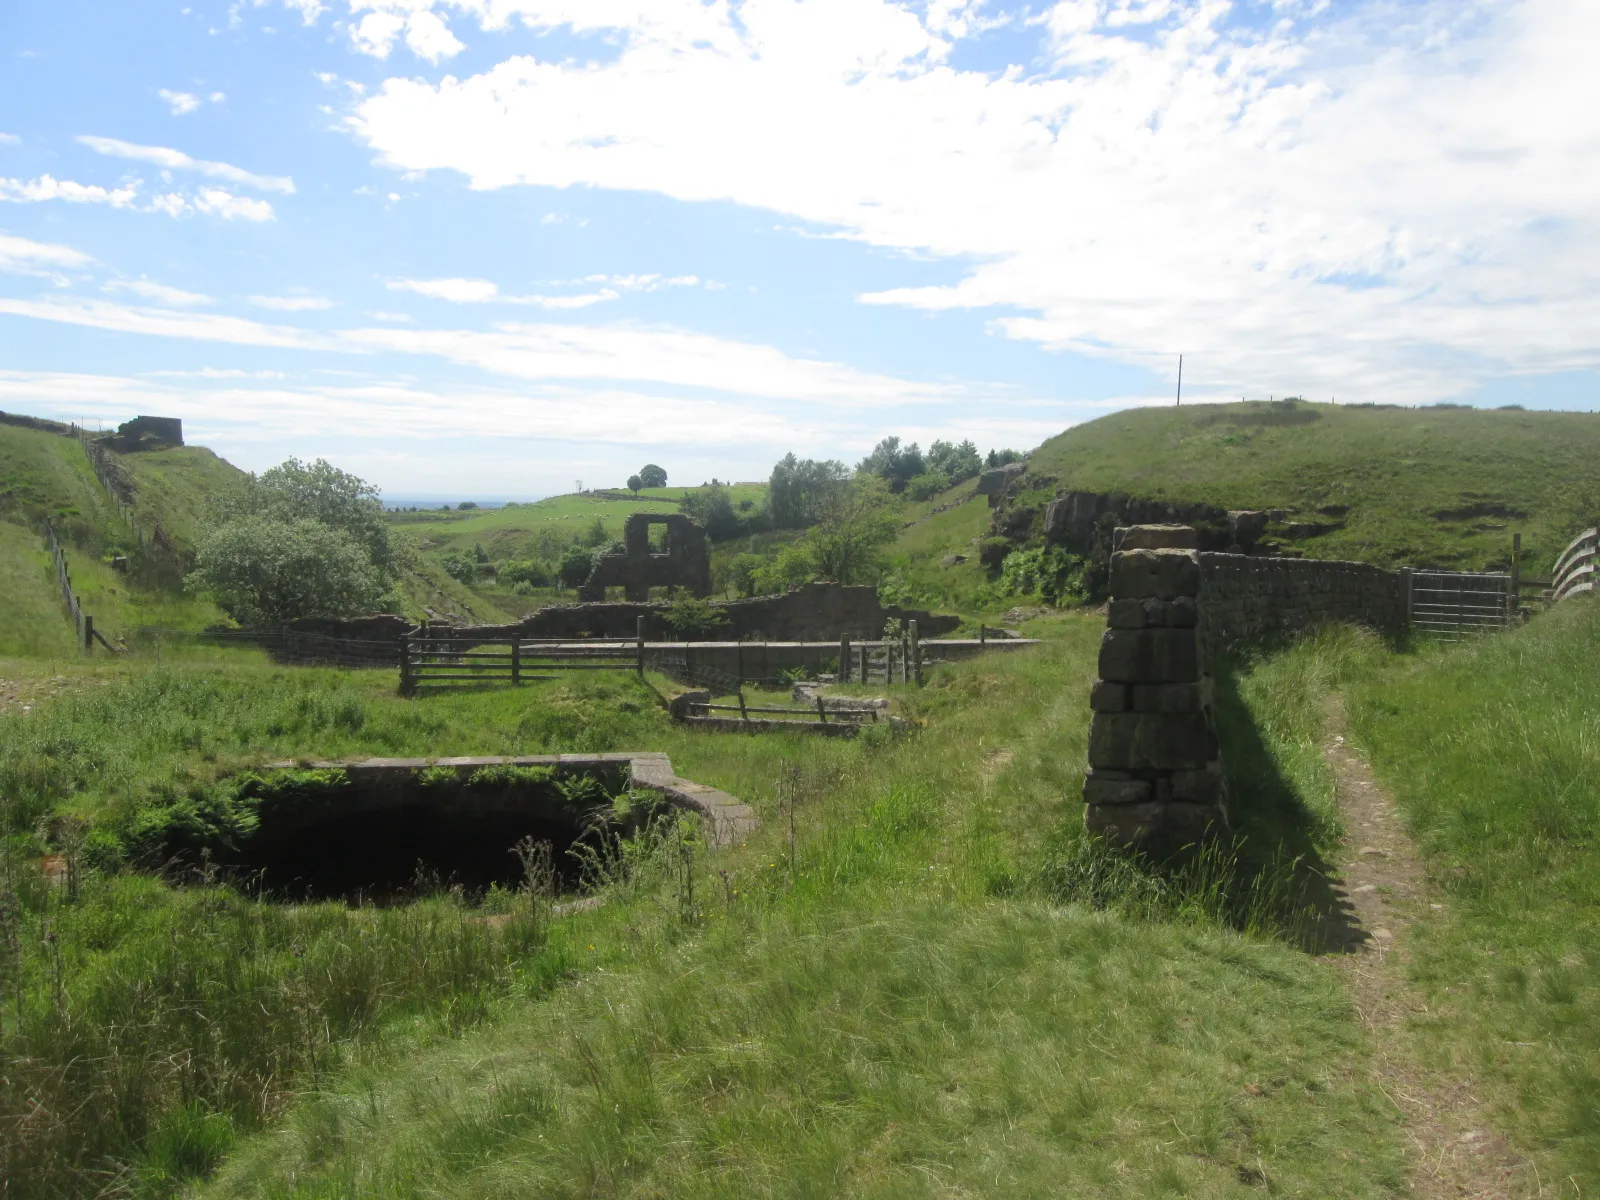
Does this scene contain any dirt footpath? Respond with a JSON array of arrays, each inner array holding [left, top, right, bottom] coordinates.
[[1322, 703, 1538, 1199]]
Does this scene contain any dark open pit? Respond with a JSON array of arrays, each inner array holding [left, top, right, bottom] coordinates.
[[211, 756, 647, 903]]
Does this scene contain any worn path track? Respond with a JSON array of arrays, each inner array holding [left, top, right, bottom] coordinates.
[[1321, 700, 1537, 1198]]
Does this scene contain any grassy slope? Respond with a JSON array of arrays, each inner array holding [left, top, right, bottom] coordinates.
[[0, 422, 117, 539], [390, 493, 682, 560], [1029, 401, 1600, 572], [1342, 602, 1600, 1184], [883, 481, 1005, 615], [0, 427, 227, 645], [0, 520, 77, 658], [117, 444, 248, 555], [4, 623, 1408, 1197]]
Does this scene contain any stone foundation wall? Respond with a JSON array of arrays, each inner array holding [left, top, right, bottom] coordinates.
[[1197, 552, 1406, 657]]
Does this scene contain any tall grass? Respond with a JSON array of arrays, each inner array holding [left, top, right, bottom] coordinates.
[[1347, 598, 1600, 1185], [4, 617, 1414, 1195]]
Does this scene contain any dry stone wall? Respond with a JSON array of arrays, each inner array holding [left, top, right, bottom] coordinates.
[[1197, 552, 1407, 657], [1083, 525, 1411, 845]]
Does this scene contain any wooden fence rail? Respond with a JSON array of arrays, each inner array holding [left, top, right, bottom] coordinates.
[[1551, 526, 1598, 604], [400, 620, 646, 694], [44, 522, 114, 653], [836, 621, 922, 686]]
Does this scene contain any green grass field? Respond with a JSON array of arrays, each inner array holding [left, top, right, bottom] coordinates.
[[0, 519, 78, 658], [1029, 400, 1600, 572], [4, 618, 1427, 1198]]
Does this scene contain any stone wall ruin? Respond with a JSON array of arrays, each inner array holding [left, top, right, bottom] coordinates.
[[579, 512, 712, 602]]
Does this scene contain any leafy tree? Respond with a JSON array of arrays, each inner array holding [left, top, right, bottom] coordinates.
[[660, 593, 730, 638], [187, 517, 387, 624], [638, 464, 668, 489], [678, 483, 744, 541], [500, 559, 551, 588], [768, 453, 849, 528], [439, 551, 479, 583], [558, 545, 594, 589], [857, 436, 925, 494], [627, 474, 644, 495], [806, 476, 900, 583], [905, 470, 952, 502], [581, 516, 611, 548], [217, 457, 398, 574], [926, 438, 983, 483], [725, 552, 767, 598], [457, 501, 478, 510], [985, 448, 1024, 469]]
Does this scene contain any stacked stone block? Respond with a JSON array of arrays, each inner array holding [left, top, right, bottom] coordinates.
[[1196, 553, 1406, 658], [1084, 525, 1228, 845]]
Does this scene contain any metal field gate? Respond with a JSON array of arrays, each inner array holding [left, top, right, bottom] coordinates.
[[1407, 570, 1514, 638]]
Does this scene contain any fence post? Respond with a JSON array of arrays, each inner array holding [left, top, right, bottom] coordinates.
[[816, 694, 827, 724], [1509, 533, 1521, 626], [399, 634, 413, 695], [839, 634, 851, 684], [83, 614, 93, 654], [909, 619, 920, 685], [1401, 568, 1413, 630], [737, 690, 748, 722], [979, 624, 986, 649], [511, 637, 521, 687], [636, 615, 645, 677]]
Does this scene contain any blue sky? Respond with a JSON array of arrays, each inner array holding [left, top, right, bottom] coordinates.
[[1, 0, 1597, 499]]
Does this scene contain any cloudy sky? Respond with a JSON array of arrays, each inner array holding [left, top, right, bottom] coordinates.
[[1, 1, 1596, 498]]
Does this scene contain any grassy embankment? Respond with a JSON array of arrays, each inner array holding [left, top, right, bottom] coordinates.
[[0, 424, 227, 646], [3, 616, 1418, 1197], [1029, 400, 1600, 571]]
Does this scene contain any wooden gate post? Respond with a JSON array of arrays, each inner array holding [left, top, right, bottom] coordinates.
[[511, 638, 521, 687], [909, 620, 920, 685], [399, 633, 413, 695], [83, 614, 93, 654], [636, 615, 646, 677], [1401, 567, 1413, 630], [1509, 533, 1521, 626], [839, 634, 851, 684]]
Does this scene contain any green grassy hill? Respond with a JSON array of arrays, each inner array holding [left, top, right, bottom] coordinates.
[[117, 444, 247, 556], [0, 423, 231, 648], [1028, 401, 1600, 572]]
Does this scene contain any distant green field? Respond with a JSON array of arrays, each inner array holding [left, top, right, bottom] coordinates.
[[1029, 400, 1600, 572], [390, 493, 681, 562]]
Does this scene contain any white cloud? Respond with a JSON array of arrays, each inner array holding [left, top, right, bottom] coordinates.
[[0, 296, 334, 350], [283, 0, 325, 23], [339, 0, 1600, 403], [164, 188, 276, 221], [105, 279, 213, 306], [348, 3, 464, 61], [0, 174, 140, 208], [159, 89, 202, 115], [249, 293, 335, 310], [77, 135, 295, 194], [0, 288, 976, 407], [0, 232, 94, 275], [386, 272, 701, 307], [388, 276, 500, 303], [0, 133, 18, 146]]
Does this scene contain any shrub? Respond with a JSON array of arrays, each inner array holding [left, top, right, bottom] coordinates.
[[559, 545, 594, 589], [186, 517, 387, 624], [660, 593, 730, 638], [905, 470, 952, 502]]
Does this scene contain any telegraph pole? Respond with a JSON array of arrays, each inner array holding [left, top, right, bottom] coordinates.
[[1176, 354, 1183, 406]]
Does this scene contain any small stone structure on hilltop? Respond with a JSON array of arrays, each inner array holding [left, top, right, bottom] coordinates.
[[107, 416, 184, 452], [579, 512, 712, 602]]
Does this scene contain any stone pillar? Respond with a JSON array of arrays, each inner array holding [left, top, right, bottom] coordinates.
[[1083, 525, 1228, 845]]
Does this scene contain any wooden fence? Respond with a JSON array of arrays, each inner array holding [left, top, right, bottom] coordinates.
[[1551, 527, 1598, 604], [679, 691, 885, 728], [44, 522, 115, 653], [73, 428, 184, 571], [837, 621, 922, 685], [400, 623, 645, 694]]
